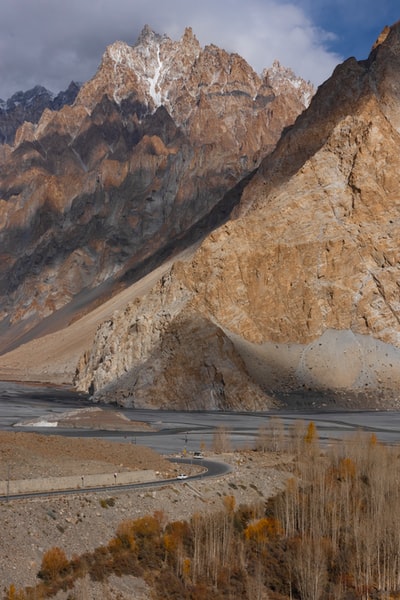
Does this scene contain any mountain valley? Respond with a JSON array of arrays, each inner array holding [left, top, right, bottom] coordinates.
[[1, 24, 400, 410]]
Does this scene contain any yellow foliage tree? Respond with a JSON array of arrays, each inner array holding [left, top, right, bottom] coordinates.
[[114, 520, 137, 550], [4, 584, 27, 600], [244, 517, 282, 543], [304, 421, 318, 445], [369, 433, 378, 446], [338, 457, 356, 480], [223, 495, 236, 514], [183, 557, 191, 581], [39, 546, 69, 582], [132, 514, 161, 539], [164, 520, 190, 555]]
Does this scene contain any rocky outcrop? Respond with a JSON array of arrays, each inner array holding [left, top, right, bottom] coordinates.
[[74, 22, 400, 408], [0, 26, 313, 355], [0, 82, 80, 145], [75, 269, 271, 409]]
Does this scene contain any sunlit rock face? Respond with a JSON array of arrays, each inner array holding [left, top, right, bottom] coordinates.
[[0, 26, 312, 354], [75, 23, 400, 409]]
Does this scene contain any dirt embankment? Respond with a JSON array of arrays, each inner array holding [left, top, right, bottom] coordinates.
[[0, 430, 174, 481]]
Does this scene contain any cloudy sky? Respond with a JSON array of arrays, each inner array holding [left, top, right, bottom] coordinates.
[[0, 0, 398, 100]]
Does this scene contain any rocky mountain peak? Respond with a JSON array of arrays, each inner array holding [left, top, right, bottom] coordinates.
[[263, 59, 314, 106], [372, 24, 393, 51], [76, 26, 312, 127], [76, 26, 201, 112], [4, 85, 54, 110], [181, 26, 199, 46], [135, 23, 165, 46]]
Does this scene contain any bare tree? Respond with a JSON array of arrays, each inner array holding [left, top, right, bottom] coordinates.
[[256, 416, 286, 453], [212, 426, 231, 453]]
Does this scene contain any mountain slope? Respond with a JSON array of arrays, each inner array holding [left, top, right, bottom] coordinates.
[[73, 21, 400, 409], [0, 26, 313, 356]]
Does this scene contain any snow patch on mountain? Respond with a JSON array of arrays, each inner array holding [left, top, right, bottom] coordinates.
[[148, 48, 163, 105]]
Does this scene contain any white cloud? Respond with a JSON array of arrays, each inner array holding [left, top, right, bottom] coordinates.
[[182, 1, 341, 84], [0, 0, 342, 99]]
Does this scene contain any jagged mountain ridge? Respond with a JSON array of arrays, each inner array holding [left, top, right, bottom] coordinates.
[[73, 21, 400, 410], [0, 82, 80, 145], [0, 26, 313, 356]]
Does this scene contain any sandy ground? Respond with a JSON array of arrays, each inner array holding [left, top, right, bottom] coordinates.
[[0, 430, 174, 481]]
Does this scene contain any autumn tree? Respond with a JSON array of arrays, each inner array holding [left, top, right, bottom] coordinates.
[[303, 421, 319, 457], [38, 546, 69, 583], [114, 519, 137, 550], [244, 516, 281, 543], [4, 585, 26, 600], [163, 520, 192, 577]]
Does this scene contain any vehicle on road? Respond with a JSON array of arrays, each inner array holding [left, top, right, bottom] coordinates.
[[177, 474, 188, 479]]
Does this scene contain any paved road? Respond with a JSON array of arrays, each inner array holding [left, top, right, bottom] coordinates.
[[0, 458, 231, 502]]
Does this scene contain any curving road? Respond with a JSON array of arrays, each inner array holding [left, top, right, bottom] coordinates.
[[0, 458, 231, 503]]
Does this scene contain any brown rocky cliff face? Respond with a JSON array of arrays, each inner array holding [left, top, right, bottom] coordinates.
[[0, 26, 312, 354], [74, 269, 272, 409], [75, 22, 400, 408]]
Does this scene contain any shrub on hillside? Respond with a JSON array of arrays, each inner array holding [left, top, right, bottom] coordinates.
[[37, 547, 69, 583]]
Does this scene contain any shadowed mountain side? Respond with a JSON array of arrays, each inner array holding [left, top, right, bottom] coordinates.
[[0, 168, 256, 356], [0, 82, 80, 145]]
